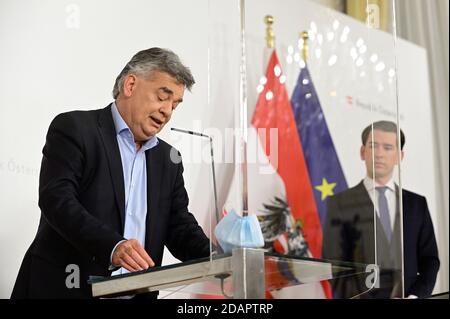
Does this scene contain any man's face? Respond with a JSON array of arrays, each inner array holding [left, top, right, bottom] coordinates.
[[360, 129, 404, 181], [122, 71, 185, 142]]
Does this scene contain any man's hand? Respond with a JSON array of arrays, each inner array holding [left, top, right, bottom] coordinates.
[[112, 239, 155, 272]]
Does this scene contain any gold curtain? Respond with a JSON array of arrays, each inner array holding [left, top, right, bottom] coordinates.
[[346, 0, 391, 32]]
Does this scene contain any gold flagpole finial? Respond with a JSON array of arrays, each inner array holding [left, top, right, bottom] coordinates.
[[301, 31, 309, 63], [264, 15, 274, 49]]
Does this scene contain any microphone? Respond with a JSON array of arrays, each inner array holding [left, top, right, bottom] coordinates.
[[170, 127, 220, 228]]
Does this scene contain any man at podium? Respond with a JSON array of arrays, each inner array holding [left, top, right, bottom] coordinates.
[[11, 48, 211, 299]]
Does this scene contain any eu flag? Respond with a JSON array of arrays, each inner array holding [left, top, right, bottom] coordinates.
[[291, 67, 348, 226]]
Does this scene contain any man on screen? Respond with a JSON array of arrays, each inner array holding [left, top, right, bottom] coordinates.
[[11, 48, 210, 299], [322, 121, 439, 298]]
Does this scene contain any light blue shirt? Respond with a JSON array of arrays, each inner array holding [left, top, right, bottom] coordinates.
[[110, 102, 158, 276]]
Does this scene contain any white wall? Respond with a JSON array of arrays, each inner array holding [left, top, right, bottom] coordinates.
[[0, 0, 446, 298]]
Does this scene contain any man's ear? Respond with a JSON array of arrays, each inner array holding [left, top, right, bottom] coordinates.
[[394, 150, 404, 165], [123, 74, 137, 97], [360, 145, 365, 161]]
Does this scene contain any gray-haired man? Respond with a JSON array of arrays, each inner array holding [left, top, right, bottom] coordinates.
[[12, 48, 210, 299]]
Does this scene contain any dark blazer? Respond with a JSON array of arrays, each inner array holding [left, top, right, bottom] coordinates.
[[322, 181, 439, 298], [11, 105, 210, 299]]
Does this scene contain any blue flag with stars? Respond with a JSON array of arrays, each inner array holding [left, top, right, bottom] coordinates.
[[291, 67, 348, 226]]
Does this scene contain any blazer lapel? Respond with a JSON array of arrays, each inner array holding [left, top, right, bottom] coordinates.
[[353, 181, 375, 223], [145, 144, 163, 250], [352, 182, 378, 263], [97, 105, 126, 231], [390, 185, 403, 269]]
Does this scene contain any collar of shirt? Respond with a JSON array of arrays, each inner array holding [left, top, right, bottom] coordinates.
[[363, 175, 396, 193], [111, 102, 159, 152], [363, 175, 397, 231]]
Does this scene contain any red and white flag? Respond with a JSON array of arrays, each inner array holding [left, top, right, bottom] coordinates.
[[223, 50, 332, 299]]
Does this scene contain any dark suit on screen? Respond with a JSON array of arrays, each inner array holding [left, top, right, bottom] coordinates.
[[322, 181, 439, 298]]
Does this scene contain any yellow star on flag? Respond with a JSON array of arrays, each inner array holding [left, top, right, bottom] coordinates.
[[315, 178, 337, 201]]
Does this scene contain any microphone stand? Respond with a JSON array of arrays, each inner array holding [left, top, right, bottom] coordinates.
[[170, 127, 220, 231]]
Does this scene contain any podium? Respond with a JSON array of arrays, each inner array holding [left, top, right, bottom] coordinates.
[[90, 248, 367, 299]]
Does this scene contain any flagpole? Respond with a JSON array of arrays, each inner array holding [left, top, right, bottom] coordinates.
[[263, 15, 274, 71], [301, 31, 309, 64], [264, 15, 274, 49]]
